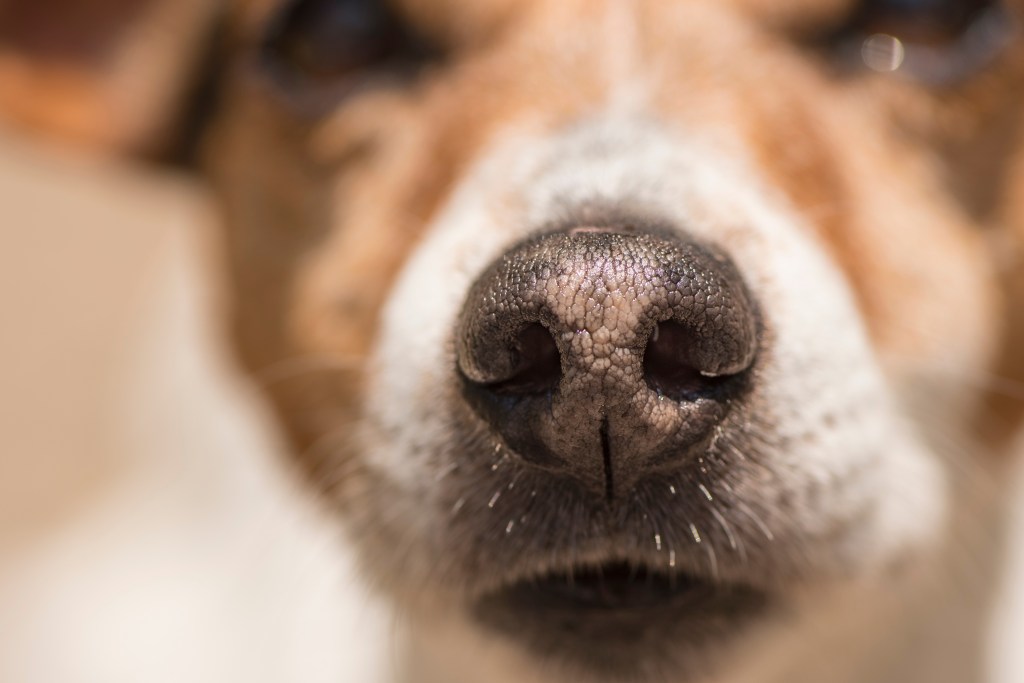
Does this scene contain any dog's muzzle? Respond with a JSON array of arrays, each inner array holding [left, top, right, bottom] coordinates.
[[456, 226, 760, 501]]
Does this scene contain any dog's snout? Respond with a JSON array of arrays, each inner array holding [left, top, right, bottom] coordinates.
[[457, 227, 760, 498]]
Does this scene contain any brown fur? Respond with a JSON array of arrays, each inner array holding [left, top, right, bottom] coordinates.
[[0, 0, 216, 154], [207, 0, 1024, 473]]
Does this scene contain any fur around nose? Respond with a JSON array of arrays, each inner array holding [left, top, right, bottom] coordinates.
[[457, 228, 759, 500]]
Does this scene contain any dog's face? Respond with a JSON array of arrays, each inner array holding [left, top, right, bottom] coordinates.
[[209, 0, 1024, 680]]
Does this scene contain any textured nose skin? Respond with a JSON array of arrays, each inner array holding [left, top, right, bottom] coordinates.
[[456, 229, 759, 499]]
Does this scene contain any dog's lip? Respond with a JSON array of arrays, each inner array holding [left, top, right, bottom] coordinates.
[[474, 558, 769, 616], [470, 557, 772, 671], [469, 557, 771, 677]]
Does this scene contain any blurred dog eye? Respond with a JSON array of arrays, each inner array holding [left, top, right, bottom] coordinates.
[[260, 0, 437, 91], [815, 0, 1018, 85]]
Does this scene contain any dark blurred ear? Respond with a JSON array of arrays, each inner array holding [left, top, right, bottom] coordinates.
[[974, 110, 1024, 454], [0, 0, 222, 158], [997, 150, 1024, 442]]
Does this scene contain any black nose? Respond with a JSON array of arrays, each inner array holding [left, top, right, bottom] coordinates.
[[456, 227, 760, 500]]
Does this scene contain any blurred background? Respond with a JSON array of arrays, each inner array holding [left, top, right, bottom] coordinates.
[[0, 1, 394, 681], [0, 1, 1023, 682]]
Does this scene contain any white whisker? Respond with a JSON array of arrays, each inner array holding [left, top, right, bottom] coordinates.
[[735, 501, 775, 542], [710, 506, 746, 562]]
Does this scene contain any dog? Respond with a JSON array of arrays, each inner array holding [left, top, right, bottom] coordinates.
[[201, 1, 1024, 681], [4, 0, 1024, 681]]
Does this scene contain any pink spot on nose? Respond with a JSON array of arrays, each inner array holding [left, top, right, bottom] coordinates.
[[568, 225, 624, 236]]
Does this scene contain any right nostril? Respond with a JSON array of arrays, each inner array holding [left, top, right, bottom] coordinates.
[[488, 323, 561, 395], [643, 321, 724, 400]]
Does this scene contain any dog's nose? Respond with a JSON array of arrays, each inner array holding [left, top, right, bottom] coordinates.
[[456, 228, 759, 500]]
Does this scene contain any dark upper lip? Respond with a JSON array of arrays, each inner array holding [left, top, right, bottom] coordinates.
[[476, 559, 767, 614], [470, 556, 773, 676]]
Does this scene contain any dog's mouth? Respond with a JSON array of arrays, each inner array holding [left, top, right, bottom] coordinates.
[[495, 561, 730, 610], [472, 559, 771, 674]]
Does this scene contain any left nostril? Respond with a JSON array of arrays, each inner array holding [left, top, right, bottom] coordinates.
[[643, 321, 721, 400], [489, 323, 561, 395]]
